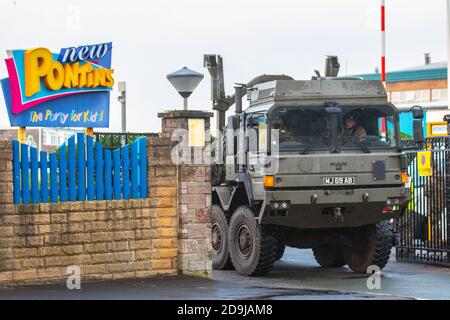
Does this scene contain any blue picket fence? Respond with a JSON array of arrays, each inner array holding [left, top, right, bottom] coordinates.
[[12, 133, 147, 204]]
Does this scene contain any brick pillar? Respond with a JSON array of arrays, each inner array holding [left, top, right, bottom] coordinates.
[[0, 140, 14, 205], [147, 136, 179, 274], [0, 140, 15, 282], [158, 110, 213, 277]]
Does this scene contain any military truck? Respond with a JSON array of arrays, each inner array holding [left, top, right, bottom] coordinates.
[[204, 55, 418, 276]]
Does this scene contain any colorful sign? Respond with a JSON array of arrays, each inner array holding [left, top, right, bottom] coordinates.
[[1, 43, 113, 127], [427, 122, 448, 137], [417, 151, 432, 177]]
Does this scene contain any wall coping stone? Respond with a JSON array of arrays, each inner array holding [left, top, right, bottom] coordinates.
[[158, 110, 213, 119]]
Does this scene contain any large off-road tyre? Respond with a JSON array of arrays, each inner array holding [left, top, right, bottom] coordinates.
[[211, 205, 233, 270], [275, 240, 286, 261], [344, 221, 394, 273], [312, 244, 346, 268], [229, 206, 278, 276]]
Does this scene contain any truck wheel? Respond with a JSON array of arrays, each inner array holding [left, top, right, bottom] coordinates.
[[275, 240, 286, 261], [212, 205, 233, 270], [344, 221, 393, 273], [312, 244, 346, 268], [229, 206, 277, 276]]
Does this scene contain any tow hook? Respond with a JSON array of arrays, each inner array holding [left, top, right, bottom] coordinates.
[[333, 207, 344, 223]]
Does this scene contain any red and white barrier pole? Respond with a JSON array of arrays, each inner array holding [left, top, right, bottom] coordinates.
[[381, 0, 386, 83], [380, 0, 387, 137]]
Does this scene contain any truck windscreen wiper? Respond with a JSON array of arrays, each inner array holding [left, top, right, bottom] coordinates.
[[358, 141, 370, 153], [301, 130, 328, 154], [300, 143, 313, 155]]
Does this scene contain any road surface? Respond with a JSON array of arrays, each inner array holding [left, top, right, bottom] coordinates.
[[0, 248, 449, 299], [214, 247, 450, 300]]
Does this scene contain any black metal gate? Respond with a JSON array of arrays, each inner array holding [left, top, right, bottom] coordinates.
[[395, 137, 450, 266]]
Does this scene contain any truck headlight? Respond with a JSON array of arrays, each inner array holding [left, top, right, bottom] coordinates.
[[270, 201, 290, 210]]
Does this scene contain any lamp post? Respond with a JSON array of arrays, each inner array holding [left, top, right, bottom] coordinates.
[[118, 81, 126, 133], [167, 67, 204, 110]]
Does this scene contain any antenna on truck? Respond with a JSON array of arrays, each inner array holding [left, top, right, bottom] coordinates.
[[204, 54, 230, 132], [324, 56, 340, 78]]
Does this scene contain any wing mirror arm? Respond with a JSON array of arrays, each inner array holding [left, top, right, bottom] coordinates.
[[410, 106, 424, 149]]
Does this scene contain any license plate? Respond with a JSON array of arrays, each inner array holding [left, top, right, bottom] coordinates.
[[322, 176, 355, 185]]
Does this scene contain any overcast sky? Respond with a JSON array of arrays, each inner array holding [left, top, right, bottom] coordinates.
[[0, 0, 447, 132]]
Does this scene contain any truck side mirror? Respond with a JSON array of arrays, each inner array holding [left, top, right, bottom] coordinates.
[[443, 114, 450, 135], [413, 120, 424, 146], [412, 107, 424, 120], [246, 114, 260, 127]]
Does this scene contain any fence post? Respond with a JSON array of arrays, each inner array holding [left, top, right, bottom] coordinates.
[[40, 151, 48, 204], [20, 143, 29, 204], [122, 145, 130, 199], [59, 144, 67, 202], [139, 138, 147, 199], [113, 149, 121, 199], [49, 153, 58, 202], [86, 136, 95, 201], [68, 136, 76, 201], [12, 141, 20, 204], [131, 140, 138, 198], [104, 149, 112, 200], [77, 133, 86, 201], [96, 141, 104, 200], [30, 147, 39, 203]]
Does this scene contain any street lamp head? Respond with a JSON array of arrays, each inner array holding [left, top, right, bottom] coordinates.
[[167, 67, 204, 102], [118, 81, 126, 93]]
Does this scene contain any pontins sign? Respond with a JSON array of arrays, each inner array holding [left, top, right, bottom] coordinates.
[[1, 42, 113, 127]]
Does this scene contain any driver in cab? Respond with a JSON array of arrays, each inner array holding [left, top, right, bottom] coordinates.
[[342, 115, 366, 141], [273, 116, 291, 140]]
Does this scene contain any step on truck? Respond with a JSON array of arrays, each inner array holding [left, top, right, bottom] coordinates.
[[204, 55, 423, 276]]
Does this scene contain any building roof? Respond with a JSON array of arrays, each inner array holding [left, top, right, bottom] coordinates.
[[394, 102, 448, 112], [355, 61, 448, 83]]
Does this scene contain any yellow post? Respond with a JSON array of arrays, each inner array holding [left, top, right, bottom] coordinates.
[[85, 127, 94, 137], [18, 127, 26, 143]]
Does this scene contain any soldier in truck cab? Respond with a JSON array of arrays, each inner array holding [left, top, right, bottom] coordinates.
[[343, 115, 367, 140], [272, 115, 291, 140]]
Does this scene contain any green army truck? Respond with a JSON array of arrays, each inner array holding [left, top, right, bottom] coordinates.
[[204, 55, 418, 276]]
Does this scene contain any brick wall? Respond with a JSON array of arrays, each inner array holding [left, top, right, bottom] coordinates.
[[0, 138, 178, 284], [0, 110, 213, 285]]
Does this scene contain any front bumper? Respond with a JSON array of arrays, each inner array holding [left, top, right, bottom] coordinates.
[[262, 186, 409, 229]]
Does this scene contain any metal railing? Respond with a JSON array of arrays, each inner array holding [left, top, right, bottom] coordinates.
[[396, 136, 450, 266], [94, 132, 159, 150]]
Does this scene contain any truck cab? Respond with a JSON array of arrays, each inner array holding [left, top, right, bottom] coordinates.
[[242, 79, 409, 229]]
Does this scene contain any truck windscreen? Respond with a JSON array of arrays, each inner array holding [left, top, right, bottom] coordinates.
[[270, 105, 398, 152]]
